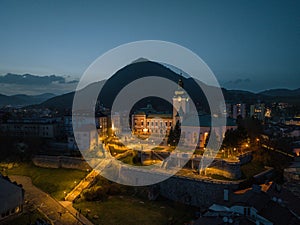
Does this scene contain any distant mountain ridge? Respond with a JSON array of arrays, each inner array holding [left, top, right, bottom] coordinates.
[[36, 61, 300, 111], [0, 93, 56, 107], [258, 88, 300, 97], [2, 61, 300, 109]]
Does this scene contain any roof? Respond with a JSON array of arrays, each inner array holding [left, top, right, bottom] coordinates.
[[76, 124, 97, 132], [231, 189, 270, 211], [182, 115, 237, 128], [147, 114, 172, 119], [221, 185, 300, 225], [259, 200, 300, 225], [286, 117, 300, 122], [266, 182, 300, 217], [0, 176, 23, 213], [195, 215, 254, 225]]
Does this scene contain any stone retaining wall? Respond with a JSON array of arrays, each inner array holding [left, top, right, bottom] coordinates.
[[32, 155, 91, 171], [159, 175, 240, 207]]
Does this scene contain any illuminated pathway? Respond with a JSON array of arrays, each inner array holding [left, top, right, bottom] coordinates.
[[9, 175, 93, 225], [64, 169, 99, 202], [65, 157, 113, 202]]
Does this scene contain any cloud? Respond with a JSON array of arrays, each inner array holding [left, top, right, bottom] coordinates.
[[0, 73, 79, 95], [0, 73, 75, 85]]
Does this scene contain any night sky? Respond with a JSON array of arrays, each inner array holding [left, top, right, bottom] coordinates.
[[0, 0, 299, 92]]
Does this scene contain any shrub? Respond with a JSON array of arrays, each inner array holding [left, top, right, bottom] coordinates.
[[107, 183, 123, 195], [82, 186, 107, 201]]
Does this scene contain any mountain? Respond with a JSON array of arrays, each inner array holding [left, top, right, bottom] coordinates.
[[37, 60, 211, 111], [35, 61, 300, 111], [0, 93, 56, 107], [38, 92, 75, 109], [259, 88, 300, 97]]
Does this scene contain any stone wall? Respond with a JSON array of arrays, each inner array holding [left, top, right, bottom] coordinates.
[[204, 160, 241, 179], [188, 157, 242, 179], [116, 165, 241, 207], [159, 175, 240, 207], [33, 155, 241, 207], [238, 152, 252, 165], [32, 155, 91, 171]]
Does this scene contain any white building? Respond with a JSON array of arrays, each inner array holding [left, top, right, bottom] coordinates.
[[74, 124, 99, 151]]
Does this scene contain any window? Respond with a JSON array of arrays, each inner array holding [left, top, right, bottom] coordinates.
[[244, 207, 250, 216], [193, 132, 198, 144]]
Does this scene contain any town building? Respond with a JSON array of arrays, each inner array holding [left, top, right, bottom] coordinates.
[[250, 103, 265, 121], [96, 112, 109, 138], [195, 184, 300, 225], [226, 103, 247, 119], [0, 175, 24, 222], [181, 115, 237, 148], [131, 79, 237, 148], [73, 124, 99, 151], [0, 117, 60, 138], [131, 110, 173, 136], [285, 117, 300, 126]]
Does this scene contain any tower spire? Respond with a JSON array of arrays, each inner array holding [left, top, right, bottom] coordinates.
[[178, 78, 184, 89]]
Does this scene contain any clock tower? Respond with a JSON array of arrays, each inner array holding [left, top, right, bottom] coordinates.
[[172, 78, 189, 125]]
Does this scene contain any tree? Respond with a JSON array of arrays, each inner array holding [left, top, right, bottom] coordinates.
[[167, 121, 181, 146], [240, 117, 262, 142]]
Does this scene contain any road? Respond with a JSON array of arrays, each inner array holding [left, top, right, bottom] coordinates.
[[9, 175, 93, 225], [262, 144, 294, 157]]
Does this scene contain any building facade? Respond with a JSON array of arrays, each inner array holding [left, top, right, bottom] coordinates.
[[0, 118, 59, 138]]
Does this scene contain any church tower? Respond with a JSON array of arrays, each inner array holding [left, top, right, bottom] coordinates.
[[172, 78, 189, 125]]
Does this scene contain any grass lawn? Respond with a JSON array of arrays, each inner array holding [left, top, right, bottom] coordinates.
[[151, 147, 164, 151], [74, 196, 196, 225], [6, 162, 88, 200], [210, 174, 235, 181], [241, 161, 266, 179]]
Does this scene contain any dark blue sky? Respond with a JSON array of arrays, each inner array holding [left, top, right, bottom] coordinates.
[[0, 0, 299, 92]]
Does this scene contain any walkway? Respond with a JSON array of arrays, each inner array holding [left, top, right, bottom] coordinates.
[[65, 157, 112, 202], [64, 169, 98, 202], [9, 175, 93, 225]]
